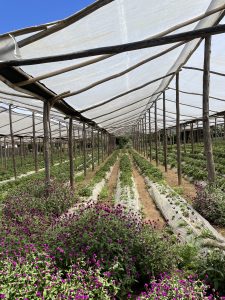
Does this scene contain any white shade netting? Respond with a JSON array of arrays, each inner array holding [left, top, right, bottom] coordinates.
[[0, 0, 225, 136]]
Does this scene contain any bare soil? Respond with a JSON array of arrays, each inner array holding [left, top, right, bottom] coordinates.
[[100, 160, 120, 205], [132, 164, 165, 229]]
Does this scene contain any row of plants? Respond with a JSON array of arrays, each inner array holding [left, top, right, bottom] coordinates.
[[119, 153, 133, 188], [131, 150, 225, 295], [114, 152, 139, 209], [149, 142, 225, 227], [78, 150, 119, 197], [1, 148, 225, 298], [0, 147, 99, 181], [131, 150, 163, 182], [0, 151, 68, 181], [1, 177, 225, 298], [150, 144, 225, 185], [0, 152, 99, 203]]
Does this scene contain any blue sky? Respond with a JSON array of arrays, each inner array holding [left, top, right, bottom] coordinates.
[[0, 0, 95, 34]]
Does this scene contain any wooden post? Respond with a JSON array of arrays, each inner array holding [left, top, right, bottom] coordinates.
[[223, 114, 225, 140], [97, 129, 100, 165], [148, 108, 152, 161], [170, 129, 172, 150], [43, 101, 51, 188], [0, 138, 3, 169], [176, 73, 182, 185], [101, 132, 104, 162], [9, 105, 17, 179], [214, 117, 217, 140], [3, 137, 7, 169], [183, 124, 186, 154], [19, 137, 23, 167], [141, 118, 145, 157], [59, 122, 62, 164], [137, 122, 140, 153], [163, 92, 168, 172], [155, 101, 159, 166], [68, 117, 74, 190], [83, 122, 87, 177], [196, 120, 199, 143], [73, 126, 76, 157], [49, 119, 54, 166], [91, 127, 95, 171], [190, 123, 194, 154], [203, 36, 216, 183], [32, 112, 38, 172], [144, 114, 147, 157]]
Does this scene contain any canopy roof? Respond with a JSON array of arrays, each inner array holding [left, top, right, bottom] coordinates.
[[0, 0, 225, 137]]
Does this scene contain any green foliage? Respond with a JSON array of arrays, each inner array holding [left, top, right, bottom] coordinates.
[[120, 154, 133, 188], [173, 186, 184, 195], [78, 186, 92, 197], [131, 150, 163, 182], [91, 150, 118, 185], [197, 249, 225, 294], [116, 136, 130, 149], [46, 204, 179, 296], [0, 252, 118, 299], [138, 270, 214, 299], [99, 186, 109, 200]]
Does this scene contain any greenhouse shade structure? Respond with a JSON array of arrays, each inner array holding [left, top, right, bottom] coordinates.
[[1, 0, 225, 187]]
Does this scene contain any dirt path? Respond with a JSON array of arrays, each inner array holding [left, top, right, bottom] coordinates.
[[100, 160, 120, 205], [151, 160, 197, 203], [132, 164, 165, 229]]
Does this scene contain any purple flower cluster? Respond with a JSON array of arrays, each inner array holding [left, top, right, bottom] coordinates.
[[137, 271, 225, 300], [0, 243, 118, 299], [193, 183, 225, 226]]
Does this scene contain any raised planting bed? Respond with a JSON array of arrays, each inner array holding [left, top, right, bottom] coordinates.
[[115, 153, 139, 210], [131, 150, 225, 250], [75, 150, 119, 203]]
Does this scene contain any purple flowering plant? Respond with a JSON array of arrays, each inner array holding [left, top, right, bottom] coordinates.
[[137, 271, 225, 300]]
